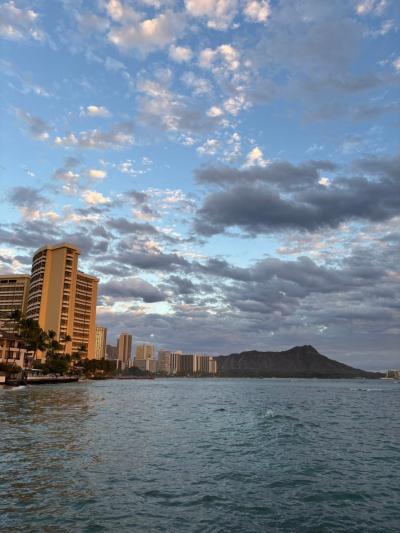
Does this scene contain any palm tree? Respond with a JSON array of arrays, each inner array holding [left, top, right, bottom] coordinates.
[[6, 309, 23, 335], [62, 334, 72, 356], [45, 330, 62, 359], [19, 318, 47, 364]]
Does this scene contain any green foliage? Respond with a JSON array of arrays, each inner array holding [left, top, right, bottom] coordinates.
[[0, 362, 21, 375], [39, 356, 70, 376], [122, 366, 149, 376], [80, 358, 117, 376]]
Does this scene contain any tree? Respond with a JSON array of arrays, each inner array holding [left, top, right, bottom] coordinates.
[[6, 309, 23, 335], [19, 318, 47, 363], [62, 334, 72, 355], [45, 330, 62, 359]]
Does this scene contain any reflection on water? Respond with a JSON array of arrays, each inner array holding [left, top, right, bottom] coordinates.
[[0, 379, 399, 532]]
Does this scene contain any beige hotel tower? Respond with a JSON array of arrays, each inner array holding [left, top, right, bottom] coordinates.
[[26, 243, 99, 359]]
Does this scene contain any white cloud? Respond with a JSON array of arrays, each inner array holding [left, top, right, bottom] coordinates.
[[185, 0, 238, 30], [55, 123, 134, 149], [108, 10, 185, 53], [0, 1, 45, 42], [197, 138, 220, 156], [356, 0, 387, 16], [105, 0, 139, 22], [88, 169, 107, 179], [169, 45, 193, 63], [199, 44, 240, 71], [181, 72, 212, 96], [55, 133, 78, 147], [243, 1, 271, 23], [393, 56, 400, 73], [223, 93, 249, 115], [244, 146, 270, 167], [224, 131, 242, 161], [54, 169, 80, 184], [84, 105, 111, 118], [82, 190, 111, 205], [207, 106, 224, 117], [318, 177, 331, 187], [21, 208, 60, 222]]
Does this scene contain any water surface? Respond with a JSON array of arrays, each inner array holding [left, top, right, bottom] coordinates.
[[0, 378, 399, 532]]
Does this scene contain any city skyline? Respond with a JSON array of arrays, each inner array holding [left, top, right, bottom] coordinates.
[[0, 1, 399, 370]]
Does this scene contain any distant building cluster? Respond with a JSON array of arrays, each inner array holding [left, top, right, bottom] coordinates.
[[0, 242, 218, 375], [105, 336, 218, 376], [385, 369, 400, 379], [157, 350, 218, 376]]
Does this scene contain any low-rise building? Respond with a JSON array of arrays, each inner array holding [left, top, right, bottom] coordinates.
[[0, 330, 27, 369]]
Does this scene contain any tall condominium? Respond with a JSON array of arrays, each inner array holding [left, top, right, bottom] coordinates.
[[0, 275, 30, 331], [118, 333, 132, 366], [95, 326, 107, 360], [193, 354, 218, 375], [170, 351, 183, 375], [26, 243, 99, 359], [157, 349, 171, 373], [136, 343, 155, 360]]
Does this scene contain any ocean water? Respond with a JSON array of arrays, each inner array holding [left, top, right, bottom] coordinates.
[[0, 378, 399, 532]]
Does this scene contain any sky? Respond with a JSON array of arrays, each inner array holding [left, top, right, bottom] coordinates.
[[0, 0, 399, 370]]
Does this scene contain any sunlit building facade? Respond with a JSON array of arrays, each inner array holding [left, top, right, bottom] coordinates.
[[136, 343, 155, 360], [118, 333, 132, 369], [0, 275, 30, 331], [95, 326, 107, 360], [26, 243, 98, 359]]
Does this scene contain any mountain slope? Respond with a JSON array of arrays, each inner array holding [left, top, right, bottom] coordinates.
[[217, 345, 381, 378]]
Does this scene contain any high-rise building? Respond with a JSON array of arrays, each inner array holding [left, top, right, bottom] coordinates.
[[133, 358, 157, 373], [0, 275, 30, 331], [118, 333, 132, 367], [135, 343, 155, 360], [181, 354, 194, 375], [26, 243, 99, 359], [209, 357, 218, 375], [106, 344, 118, 360], [95, 326, 107, 360], [170, 351, 182, 375], [193, 354, 218, 375], [157, 349, 171, 373]]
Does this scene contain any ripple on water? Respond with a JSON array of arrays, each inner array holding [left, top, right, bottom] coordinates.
[[0, 379, 399, 532]]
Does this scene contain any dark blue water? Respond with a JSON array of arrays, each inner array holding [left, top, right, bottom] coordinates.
[[0, 379, 399, 532]]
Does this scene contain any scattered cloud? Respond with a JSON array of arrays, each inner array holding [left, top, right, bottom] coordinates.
[[55, 122, 134, 149], [16, 109, 50, 140], [83, 105, 111, 118], [169, 45, 193, 63], [0, 1, 45, 42], [88, 169, 107, 179], [243, 1, 271, 23], [244, 146, 270, 168], [185, 0, 238, 30], [82, 190, 111, 205], [108, 10, 185, 54]]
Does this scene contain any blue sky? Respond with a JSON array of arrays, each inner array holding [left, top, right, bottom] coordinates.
[[0, 0, 399, 369]]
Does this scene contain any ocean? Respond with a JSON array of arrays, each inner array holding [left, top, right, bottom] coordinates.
[[0, 378, 399, 532]]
